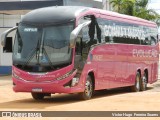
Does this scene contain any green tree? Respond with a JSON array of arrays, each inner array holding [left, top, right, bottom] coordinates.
[[110, 0, 124, 13], [133, 0, 159, 21], [110, 0, 135, 15], [110, 0, 160, 22]]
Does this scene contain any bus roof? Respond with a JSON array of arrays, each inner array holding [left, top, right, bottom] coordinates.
[[21, 6, 157, 27], [21, 6, 88, 25], [97, 9, 157, 27]]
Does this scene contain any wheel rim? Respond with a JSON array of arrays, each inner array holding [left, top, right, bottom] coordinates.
[[85, 80, 92, 97], [142, 75, 147, 90], [136, 75, 140, 91]]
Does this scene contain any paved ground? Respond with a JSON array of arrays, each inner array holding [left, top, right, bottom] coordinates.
[[0, 60, 160, 120], [0, 74, 160, 120]]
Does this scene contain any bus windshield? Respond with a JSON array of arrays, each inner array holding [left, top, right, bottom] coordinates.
[[13, 23, 74, 72]]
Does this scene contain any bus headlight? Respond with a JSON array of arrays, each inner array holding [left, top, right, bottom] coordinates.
[[55, 70, 76, 81], [12, 72, 25, 81], [12, 72, 20, 79]]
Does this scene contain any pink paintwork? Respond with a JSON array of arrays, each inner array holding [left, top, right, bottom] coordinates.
[[89, 43, 159, 90], [12, 8, 159, 94]]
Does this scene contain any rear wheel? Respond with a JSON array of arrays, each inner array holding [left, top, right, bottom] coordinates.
[[31, 93, 45, 100], [140, 73, 147, 91], [131, 72, 141, 92], [79, 75, 93, 100]]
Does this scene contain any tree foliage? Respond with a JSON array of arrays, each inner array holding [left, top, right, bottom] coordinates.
[[110, 0, 135, 15], [110, 0, 160, 23]]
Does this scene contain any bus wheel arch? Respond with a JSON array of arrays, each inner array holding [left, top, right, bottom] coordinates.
[[88, 72, 95, 91], [79, 71, 95, 100]]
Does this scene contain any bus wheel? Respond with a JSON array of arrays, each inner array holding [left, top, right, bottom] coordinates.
[[131, 72, 141, 92], [79, 75, 93, 100], [140, 73, 147, 91], [31, 93, 45, 100]]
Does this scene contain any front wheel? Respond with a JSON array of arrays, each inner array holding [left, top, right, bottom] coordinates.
[[79, 75, 93, 100], [131, 72, 141, 92], [31, 93, 45, 100]]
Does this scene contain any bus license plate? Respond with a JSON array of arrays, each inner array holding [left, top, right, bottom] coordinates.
[[32, 88, 42, 92]]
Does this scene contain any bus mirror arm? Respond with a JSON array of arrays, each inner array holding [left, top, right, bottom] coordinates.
[[70, 20, 91, 48], [1, 26, 18, 47]]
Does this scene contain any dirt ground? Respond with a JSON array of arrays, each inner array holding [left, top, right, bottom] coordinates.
[[0, 75, 160, 120]]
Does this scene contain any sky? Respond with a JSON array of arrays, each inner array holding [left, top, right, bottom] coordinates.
[[147, 0, 160, 32], [148, 0, 160, 14], [95, 0, 160, 14]]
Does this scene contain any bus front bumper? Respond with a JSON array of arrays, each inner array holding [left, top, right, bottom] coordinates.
[[12, 75, 84, 94]]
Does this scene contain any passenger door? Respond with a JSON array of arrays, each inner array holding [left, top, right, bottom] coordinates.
[[94, 43, 116, 89], [115, 44, 129, 87]]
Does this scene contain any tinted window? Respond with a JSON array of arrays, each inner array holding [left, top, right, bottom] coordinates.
[[97, 18, 158, 45]]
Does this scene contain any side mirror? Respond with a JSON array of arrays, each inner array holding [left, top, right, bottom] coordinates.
[[70, 20, 91, 48], [1, 26, 18, 47]]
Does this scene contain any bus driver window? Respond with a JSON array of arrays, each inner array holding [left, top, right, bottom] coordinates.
[[75, 37, 83, 69], [74, 25, 91, 70]]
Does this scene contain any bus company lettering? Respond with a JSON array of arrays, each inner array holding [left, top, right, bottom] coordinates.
[[93, 55, 103, 61], [132, 49, 158, 58], [100, 24, 146, 40], [34, 74, 60, 79], [24, 28, 38, 32]]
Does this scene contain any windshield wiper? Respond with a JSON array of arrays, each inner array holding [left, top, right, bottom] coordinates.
[[42, 48, 54, 69], [22, 39, 40, 68], [38, 30, 54, 69], [35, 38, 40, 62]]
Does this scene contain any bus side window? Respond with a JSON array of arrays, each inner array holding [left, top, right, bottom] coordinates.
[[88, 16, 101, 45], [105, 36, 114, 43], [150, 36, 156, 45], [142, 38, 150, 45], [95, 20, 101, 43]]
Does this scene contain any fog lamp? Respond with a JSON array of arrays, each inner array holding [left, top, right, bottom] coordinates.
[[71, 78, 79, 87]]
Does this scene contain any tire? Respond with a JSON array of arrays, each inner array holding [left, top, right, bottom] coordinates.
[[79, 75, 93, 100], [31, 93, 45, 100], [131, 72, 141, 92], [140, 73, 147, 91]]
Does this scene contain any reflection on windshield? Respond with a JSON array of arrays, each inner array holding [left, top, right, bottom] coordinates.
[[13, 23, 73, 72]]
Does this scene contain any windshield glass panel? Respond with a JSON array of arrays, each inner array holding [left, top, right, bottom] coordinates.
[[13, 23, 74, 72], [43, 25, 72, 64]]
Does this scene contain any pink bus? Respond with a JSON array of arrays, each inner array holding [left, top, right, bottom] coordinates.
[[1, 6, 159, 100]]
